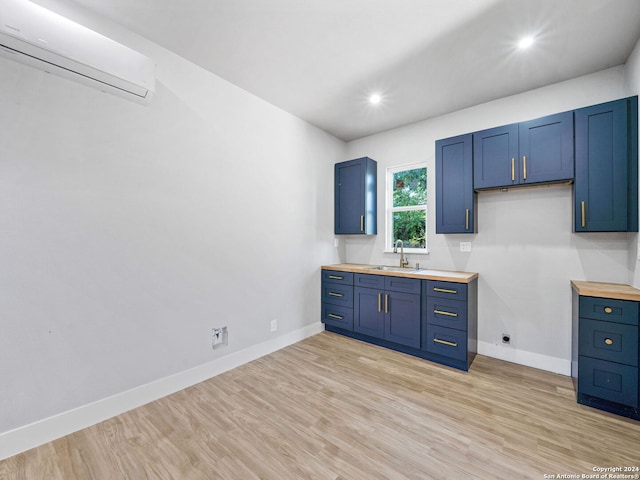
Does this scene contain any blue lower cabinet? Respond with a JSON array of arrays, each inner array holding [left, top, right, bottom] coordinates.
[[422, 278, 477, 371], [322, 270, 477, 372], [321, 303, 353, 330], [384, 291, 421, 348], [424, 325, 468, 362], [572, 291, 640, 420], [321, 270, 354, 331], [353, 277, 421, 348], [354, 287, 385, 338], [578, 356, 638, 408]]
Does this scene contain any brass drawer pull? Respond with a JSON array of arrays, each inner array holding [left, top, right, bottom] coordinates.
[[433, 338, 458, 347], [604, 307, 613, 314], [522, 156, 527, 180], [385, 294, 389, 314], [433, 287, 457, 294], [378, 293, 381, 313], [604, 338, 613, 346], [511, 158, 515, 181], [328, 292, 343, 297], [465, 209, 469, 230], [328, 313, 343, 320], [434, 309, 458, 317], [328, 275, 343, 280], [581, 201, 586, 227]]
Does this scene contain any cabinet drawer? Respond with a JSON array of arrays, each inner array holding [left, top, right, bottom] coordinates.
[[321, 303, 353, 330], [578, 356, 639, 408], [384, 276, 421, 295], [321, 270, 354, 285], [424, 324, 467, 361], [354, 273, 385, 289], [580, 318, 638, 366], [426, 280, 467, 301], [426, 297, 467, 331], [579, 296, 638, 326], [321, 283, 353, 307]]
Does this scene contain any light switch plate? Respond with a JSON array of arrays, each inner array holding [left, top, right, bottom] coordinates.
[[460, 242, 472, 252]]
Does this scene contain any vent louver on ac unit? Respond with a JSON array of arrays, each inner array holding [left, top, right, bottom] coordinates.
[[0, 0, 155, 104]]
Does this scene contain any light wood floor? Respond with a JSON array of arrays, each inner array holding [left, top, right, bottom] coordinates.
[[2, 331, 639, 479]]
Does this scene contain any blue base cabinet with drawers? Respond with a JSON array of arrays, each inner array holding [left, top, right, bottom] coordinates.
[[571, 281, 640, 420], [322, 267, 478, 371]]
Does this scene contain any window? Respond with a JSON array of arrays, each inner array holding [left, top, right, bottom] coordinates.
[[386, 164, 427, 252]]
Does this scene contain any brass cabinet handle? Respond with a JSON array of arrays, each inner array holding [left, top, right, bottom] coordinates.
[[604, 338, 614, 345], [434, 309, 458, 317], [385, 294, 389, 313], [511, 158, 515, 181], [465, 208, 469, 230], [360, 215, 364, 232], [328, 292, 343, 297], [328, 313, 343, 320], [328, 275, 343, 280], [433, 287, 457, 294], [378, 293, 381, 312], [581, 201, 586, 228], [522, 156, 527, 180], [434, 338, 458, 347], [604, 307, 613, 314]]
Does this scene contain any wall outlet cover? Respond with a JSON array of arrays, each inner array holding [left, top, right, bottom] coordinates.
[[460, 242, 472, 252]]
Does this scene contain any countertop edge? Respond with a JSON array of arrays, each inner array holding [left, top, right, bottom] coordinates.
[[571, 280, 640, 302], [323, 264, 478, 283]]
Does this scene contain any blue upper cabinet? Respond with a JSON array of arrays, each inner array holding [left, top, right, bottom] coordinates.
[[574, 96, 638, 232], [436, 134, 475, 234], [519, 112, 574, 184], [335, 157, 377, 235], [473, 111, 574, 190], [473, 124, 518, 189]]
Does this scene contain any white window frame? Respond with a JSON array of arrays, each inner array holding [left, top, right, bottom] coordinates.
[[385, 163, 428, 254]]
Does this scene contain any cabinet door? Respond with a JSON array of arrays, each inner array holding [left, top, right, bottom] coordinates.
[[354, 287, 384, 338], [519, 111, 574, 184], [384, 291, 421, 348], [335, 157, 377, 235], [473, 124, 519, 189], [574, 97, 638, 232], [436, 134, 475, 233]]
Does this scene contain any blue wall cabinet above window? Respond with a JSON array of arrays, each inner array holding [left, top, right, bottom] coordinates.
[[473, 111, 574, 190], [574, 96, 638, 232], [334, 157, 377, 235], [435, 134, 475, 234]]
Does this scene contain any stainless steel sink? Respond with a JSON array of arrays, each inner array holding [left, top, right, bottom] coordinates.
[[371, 265, 419, 272]]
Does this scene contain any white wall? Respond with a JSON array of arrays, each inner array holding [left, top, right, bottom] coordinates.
[[344, 66, 631, 374], [0, 2, 343, 439], [625, 36, 640, 287]]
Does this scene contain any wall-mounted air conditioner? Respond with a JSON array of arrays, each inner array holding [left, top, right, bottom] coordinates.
[[0, 0, 155, 104]]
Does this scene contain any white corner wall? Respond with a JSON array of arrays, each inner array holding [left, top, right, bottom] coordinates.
[[0, 0, 344, 458], [345, 66, 631, 375]]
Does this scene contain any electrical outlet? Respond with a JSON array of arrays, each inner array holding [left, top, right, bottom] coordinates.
[[460, 242, 472, 252], [270, 319, 278, 332], [212, 326, 228, 349]]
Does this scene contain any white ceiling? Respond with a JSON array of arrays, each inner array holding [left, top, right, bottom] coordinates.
[[68, 0, 640, 141]]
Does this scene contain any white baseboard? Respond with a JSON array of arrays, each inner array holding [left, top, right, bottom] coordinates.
[[0, 322, 325, 461], [477, 341, 571, 376]]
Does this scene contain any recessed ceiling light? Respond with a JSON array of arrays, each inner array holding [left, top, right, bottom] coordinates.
[[369, 93, 382, 105], [518, 36, 534, 49]]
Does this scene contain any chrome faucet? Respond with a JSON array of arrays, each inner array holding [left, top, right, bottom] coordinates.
[[394, 239, 409, 268]]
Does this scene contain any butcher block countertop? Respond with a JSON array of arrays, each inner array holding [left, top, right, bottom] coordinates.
[[571, 280, 640, 302], [322, 263, 478, 284]]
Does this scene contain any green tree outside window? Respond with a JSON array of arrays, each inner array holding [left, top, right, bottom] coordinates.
[[389, 166, 427, 249]]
